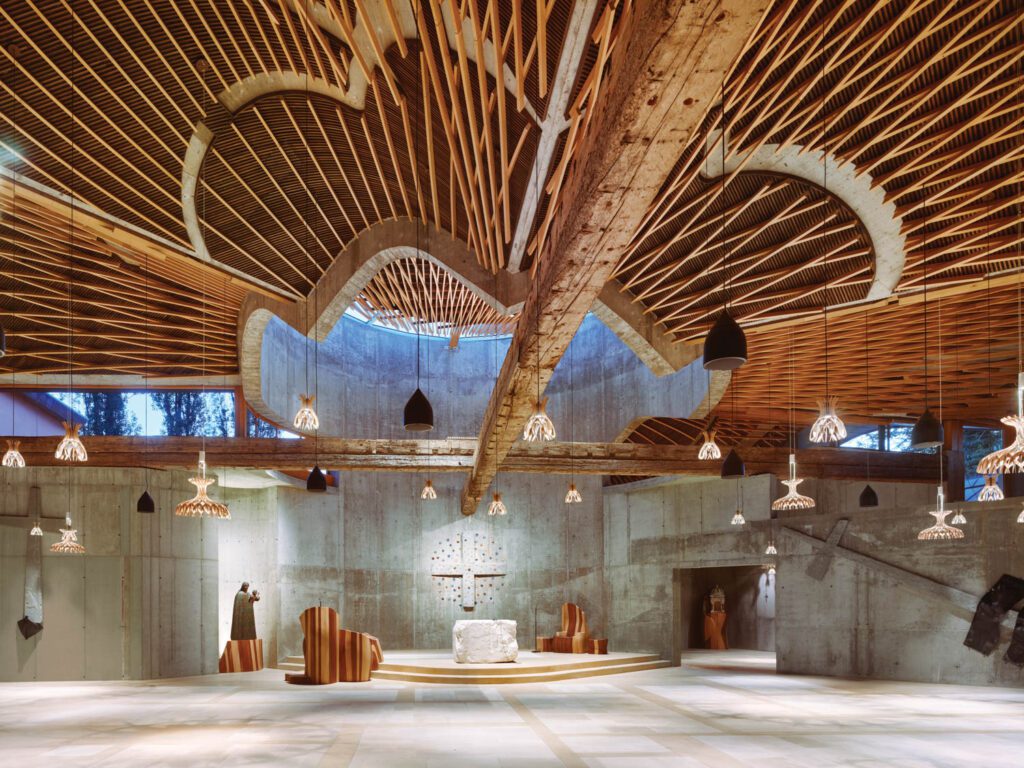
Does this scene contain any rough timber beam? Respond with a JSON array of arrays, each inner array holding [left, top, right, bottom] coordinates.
[[9, 437, 936, 482], [459, 0, 771, 515]]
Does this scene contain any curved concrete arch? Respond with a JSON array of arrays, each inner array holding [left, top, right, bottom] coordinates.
[[238, 219, 528, 431], [238, 219, 714, 433], [703, 131, 906, 299]]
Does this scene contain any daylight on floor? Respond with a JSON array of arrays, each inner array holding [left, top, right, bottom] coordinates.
[[1, 1, 1023, 766]]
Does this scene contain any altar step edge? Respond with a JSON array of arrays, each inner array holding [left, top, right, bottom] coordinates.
[[371, 657, 671, 684]]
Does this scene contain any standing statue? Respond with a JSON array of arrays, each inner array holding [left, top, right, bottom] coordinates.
[[703, 585, 728, 650], [231, 582, 260, 640]]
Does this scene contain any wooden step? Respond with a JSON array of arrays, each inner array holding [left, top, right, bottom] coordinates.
[[378, 652, 661, 677], [370, 658, 671, 685]]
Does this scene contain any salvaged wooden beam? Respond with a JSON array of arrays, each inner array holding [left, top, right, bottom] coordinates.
[[10, 436, 937, 482], [459, 0, 771, 514]]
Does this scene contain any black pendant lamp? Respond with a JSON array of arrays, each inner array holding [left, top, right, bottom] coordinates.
[[0, 327, 6, 358], [912, 191, 943, 450], [704, 311, 747, 371], [859, 484, 879, 508], [721, 448, 745, 478], [136, 490, 156, 513], [404, 387, 433, 431], [306, 465, 327, 492], [911, 407, 943, 449]]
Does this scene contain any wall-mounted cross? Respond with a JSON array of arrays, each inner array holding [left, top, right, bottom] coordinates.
[[431, 532, 506, 609]]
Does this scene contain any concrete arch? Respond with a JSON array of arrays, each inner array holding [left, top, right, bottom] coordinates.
[[238, 219, 714, 433], [703, 131, 906, 299]]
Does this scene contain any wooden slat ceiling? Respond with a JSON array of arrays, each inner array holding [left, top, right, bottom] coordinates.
[[0, 0, 1020, 430], [616, 0, 1023, 342], [1, 0, 619, 375]]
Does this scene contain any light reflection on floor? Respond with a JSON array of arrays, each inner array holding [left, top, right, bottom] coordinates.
[[1, 650, 1023, 766]]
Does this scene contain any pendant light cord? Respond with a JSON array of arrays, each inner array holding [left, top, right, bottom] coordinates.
[[9, 50, 19, 434], [819, 4, 831, 403], [864, 308, 871, 481], [719, 83, 731, 313], [67, 1, 76, 527]]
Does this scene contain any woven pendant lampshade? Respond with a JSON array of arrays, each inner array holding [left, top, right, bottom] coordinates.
[[54, 421, 87, 462], [809, 396, 847, 444], [293, 393, 320, 431], [771, 454, 815, 511], [175, 452, 229, 518], [523, 398, 556, 442], [917, 487, 964, 541], [420, 479, 437, 500], [978, 475, 1004, 502], [487, 492, 507, 516], [698, 429, 721, 460], [29, 521, 42, 537], [3, 440, 25, 468], [564, 483, 582, 504], [51, 524, 85, 554]]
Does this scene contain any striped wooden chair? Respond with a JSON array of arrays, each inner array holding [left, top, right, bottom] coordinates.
[[285, 607, 381, 684], [550, 603, 590, 654]]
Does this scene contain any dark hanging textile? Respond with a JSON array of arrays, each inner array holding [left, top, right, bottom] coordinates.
[[963, 574, 1024, 657]]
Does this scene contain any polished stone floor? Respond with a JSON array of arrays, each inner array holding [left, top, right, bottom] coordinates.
[[2, 651, 1022, 767]]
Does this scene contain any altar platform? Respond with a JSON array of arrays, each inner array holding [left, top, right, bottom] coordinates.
[[278, 650, 669, 684]]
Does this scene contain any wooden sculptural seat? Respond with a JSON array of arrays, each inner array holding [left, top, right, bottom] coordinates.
[[549, 603, 590, 654], [284, 606, 383, 684]]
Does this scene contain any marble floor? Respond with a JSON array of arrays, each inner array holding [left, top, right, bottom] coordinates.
[[2, 650, 1023, 767]]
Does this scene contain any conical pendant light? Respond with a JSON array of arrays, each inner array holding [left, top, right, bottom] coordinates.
[[137, 490, 156, 514], [404, 28, 433, 433], [306, 465, 327, 493], [911, 198, 943, 449], [859, 484, 879, 508], [859, 310, 877, 507], [703, 87, 746, 372], [721, 448, 744, 478]]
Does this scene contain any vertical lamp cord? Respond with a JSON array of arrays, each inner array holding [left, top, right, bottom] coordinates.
[[820, 6, 831, 404], [864, 308, 870, 481], [719, 87, 729, 314], [67, 3, 76, 529]]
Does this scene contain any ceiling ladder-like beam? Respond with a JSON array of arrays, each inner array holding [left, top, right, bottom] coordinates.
[[458, 0, 772, 515]]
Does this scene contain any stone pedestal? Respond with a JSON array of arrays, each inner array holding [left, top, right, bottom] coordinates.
[[453, 620, 518, 663]]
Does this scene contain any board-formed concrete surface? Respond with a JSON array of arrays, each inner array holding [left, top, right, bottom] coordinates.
[[2, 651, 1022, 766]]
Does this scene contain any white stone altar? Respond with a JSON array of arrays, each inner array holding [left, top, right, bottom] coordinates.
[[452, 620, 518, 663]]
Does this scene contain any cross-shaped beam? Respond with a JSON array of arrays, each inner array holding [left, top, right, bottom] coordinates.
[[459, 0, 771, 515]]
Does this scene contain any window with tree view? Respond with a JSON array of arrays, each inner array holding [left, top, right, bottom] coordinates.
[[48, 391, 237, 437]]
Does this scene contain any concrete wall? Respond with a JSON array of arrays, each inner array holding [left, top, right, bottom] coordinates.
[[776, 496, 1024, 687], [605, 472, 1024, 686], [258, 312, 711, 442], [0, 467, 219, 682]]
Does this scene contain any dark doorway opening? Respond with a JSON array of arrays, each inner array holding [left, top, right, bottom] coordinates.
[[678, 565, 776, 652]]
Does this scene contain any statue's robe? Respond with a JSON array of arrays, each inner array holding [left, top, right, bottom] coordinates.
[[703, 610, 727, 650], [231, 591, 257, 640]]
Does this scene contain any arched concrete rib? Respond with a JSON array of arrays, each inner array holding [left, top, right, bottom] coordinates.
[[238, 220, 705, 431], [703, 131, 906, 299], [237, 219, 528, 429], [180, 0, 540, 295]]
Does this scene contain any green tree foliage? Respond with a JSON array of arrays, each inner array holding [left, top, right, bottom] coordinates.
[[152, 391, 208, 436], [80, 392, 140, 436]]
